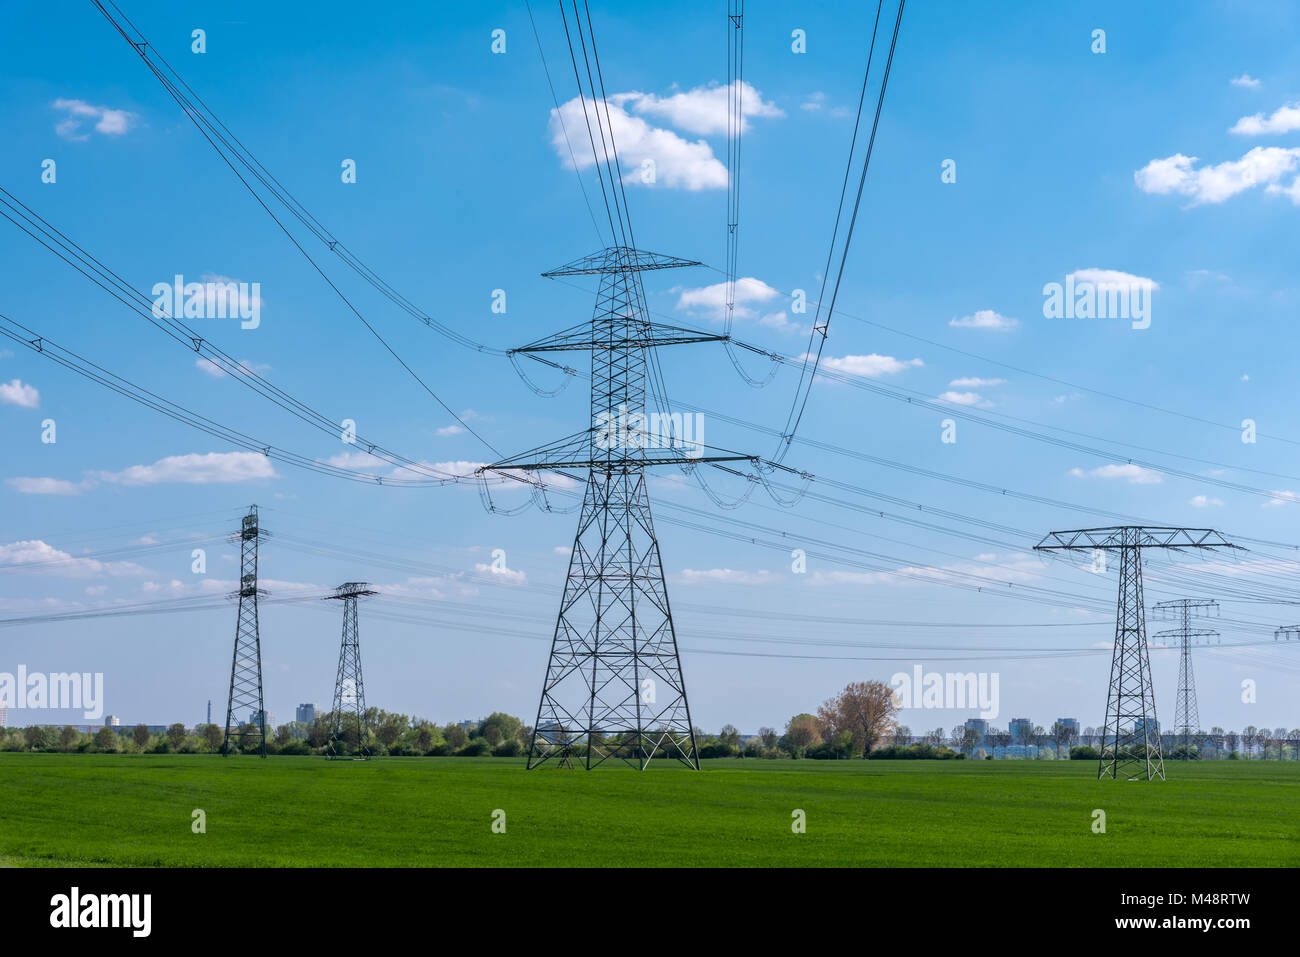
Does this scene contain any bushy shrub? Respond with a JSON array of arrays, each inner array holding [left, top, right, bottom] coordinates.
[[698, 742, 737, 759], [1069, 745, 1099, 760]]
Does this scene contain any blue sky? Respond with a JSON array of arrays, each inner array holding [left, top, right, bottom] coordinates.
[[2, 0, 1300, 736]]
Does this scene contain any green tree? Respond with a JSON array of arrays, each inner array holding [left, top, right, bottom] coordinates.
[[444, 723, 468, 750], [93, 726, 117, 751], [132, 724, 151, 749], [478, 712, 523, 747], [784, 713, 821, 758], [718, 724, 742, 750], [201, 723, 223, 752], [376, 714, 406, 748], [167, 723, 187, 749], [59, 725, 80, 752]]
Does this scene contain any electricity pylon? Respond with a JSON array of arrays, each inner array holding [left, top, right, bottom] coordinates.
[[325, 582, 376, 755], [482, 247, 751, 770], [1153, 598, 1218, 759], [1035, 527, 1238, 780], [223, 505, 268, 757]]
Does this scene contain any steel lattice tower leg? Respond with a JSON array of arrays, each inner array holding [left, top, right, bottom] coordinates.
[[1098, 529, 1164, 781], [328, 585, 371, 755], [528, 467, 697, 769], [223, 506, 266, 757]]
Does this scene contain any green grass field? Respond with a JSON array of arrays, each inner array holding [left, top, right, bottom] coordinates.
[[1, 754, 1296, 867]]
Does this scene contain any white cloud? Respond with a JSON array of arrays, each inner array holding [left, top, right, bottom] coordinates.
[[677, 568, 776, 585], [1068, 268, 1160, 295], [1068, 464, 1163, 485], [816, 353, 923, 378], [806, 552, 1044, 590], [1230, 102, 1300, 135], [548, 81, 780, 192], [195, 357, 270, 378], [321, 450, 387, 470], [801, 92, 827, 112], [551, 96, 727, 190], [675, 276, 780, 320], [93, 451, 277, 486], [436, 425, 465, 437], [949, 309, 1018, 331], [1134, 147, 1300, 204], [1189, 495, 1224, 508], [1231, 74, 1262, 89], [0, 539, 142, 577], [1264, 490, 1300, 507], [199, 274, 263, 317], [0, 378, 39, 408], [948, 377, 1005, 388], [52, 98, 136, 140], [621, 80, 782, 136], [5, 476, 84, 496], [937, 390, 987, 407], [758, 311, 799, 333], [473, 562, 527, 586]]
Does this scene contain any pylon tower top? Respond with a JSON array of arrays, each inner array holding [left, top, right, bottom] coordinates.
[[326, 582, 378, 601], [486, 245, 750, 474]]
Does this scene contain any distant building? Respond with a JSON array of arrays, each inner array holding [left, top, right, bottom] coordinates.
[[249, 710, 275, 729], [1008, 717, 1033, 742], [1057, 717, 1080, 734], [296, 703, 317, 724], [1133, 717, 1160, 737], [113, 725, 170, 736], [104, 714, 120, 727], [963, 718, 988, 748], [0, 706, 6, 728]]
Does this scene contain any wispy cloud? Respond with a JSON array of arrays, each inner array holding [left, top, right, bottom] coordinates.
[[816, 353, 923, 378], [5, 477, 85, 496], [1068, 464, 1163, 485], [949, 309, 1018, 332], [52, 98, 136, 141], [92, 452, 277, 486], [948, 377, 1005, 388], [676, 567, 776, 586]]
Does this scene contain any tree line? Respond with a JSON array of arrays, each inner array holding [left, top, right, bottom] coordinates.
[[5, 680, 1298, 760]]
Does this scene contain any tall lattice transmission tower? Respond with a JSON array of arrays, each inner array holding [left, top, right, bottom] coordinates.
[[223, 505, 269, 757], [1153, 598, 1217, 758], [326, 582, 376, 755], [1035, 527, 1237, 780], [482, 247, 750, 770]]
